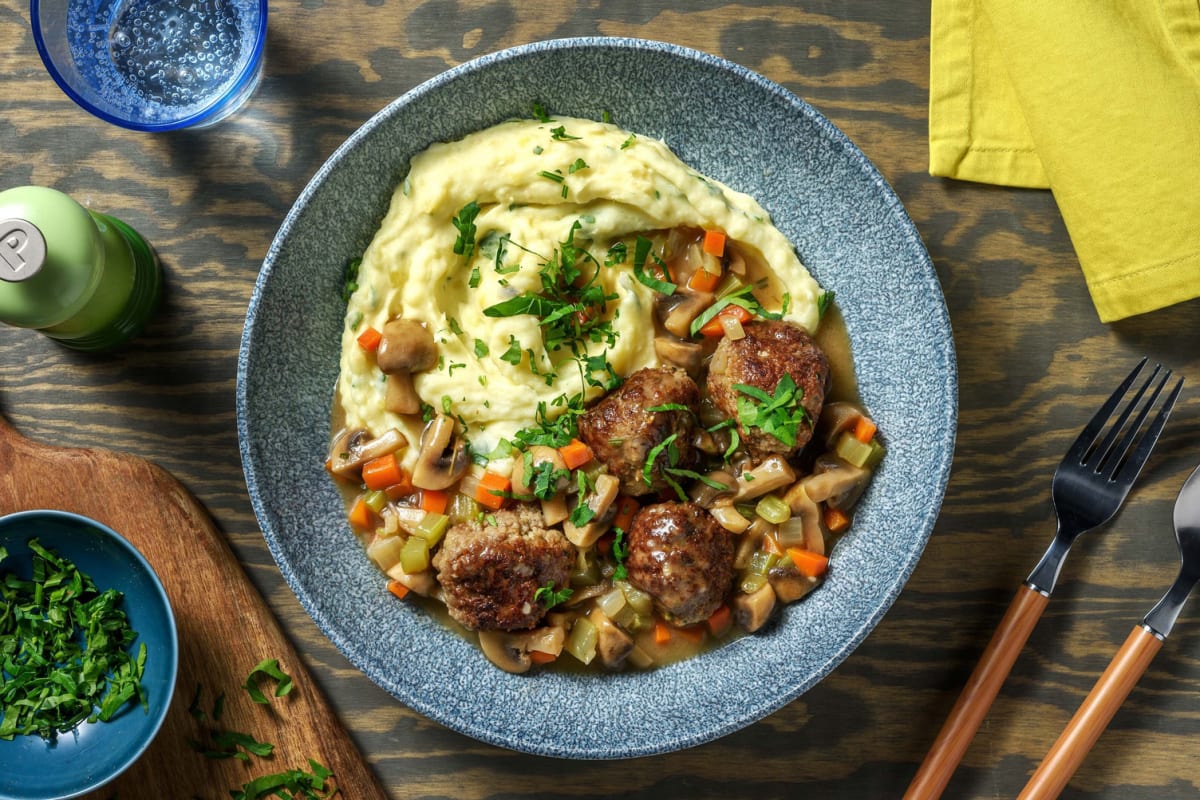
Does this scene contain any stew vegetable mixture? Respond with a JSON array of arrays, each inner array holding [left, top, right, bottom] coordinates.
[[327, 112, 884, 672]]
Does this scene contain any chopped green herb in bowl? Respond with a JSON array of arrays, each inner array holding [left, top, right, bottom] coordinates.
[[0, 510, 178, 800]]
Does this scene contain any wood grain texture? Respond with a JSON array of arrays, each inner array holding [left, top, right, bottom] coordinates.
[[2, 2, 1200, 799], [0, 415, 388, 800]]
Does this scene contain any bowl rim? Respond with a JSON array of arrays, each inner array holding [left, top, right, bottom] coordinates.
[[237, 36, 957, 758], [0, 508, 180, 798]]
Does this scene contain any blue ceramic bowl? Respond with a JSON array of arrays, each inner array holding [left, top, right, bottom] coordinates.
[[238, 37, 957, 758], [0, 510, 178, 799]]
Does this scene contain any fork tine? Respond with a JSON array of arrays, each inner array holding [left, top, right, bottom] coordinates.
[[1064, 357, 1147, 465], [1087, 363, 1161, 471], [1094, 366, 1170, 477], [1110, 375, 1184, 485]]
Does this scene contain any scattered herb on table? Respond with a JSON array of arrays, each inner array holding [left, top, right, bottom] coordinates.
[[244, 658, 295, 705], [0, 539, 147, 741]]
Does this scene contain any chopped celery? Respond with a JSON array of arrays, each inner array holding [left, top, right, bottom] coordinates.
[[755, 494, 790, 525], [740, 572, 768, 594], [864, 439, 886, 469], [565, 618, 598, 665], [570, 549, 599, 586], [363, 490, 389, 514], [399, 535, 430, 573], [366, 536, 406, 572], [448, 492, 480, 523], [415, 512, 449, 546], [835, 431, 875, 468], [747, 549, 779, 576], [620, 582, 654, 615]]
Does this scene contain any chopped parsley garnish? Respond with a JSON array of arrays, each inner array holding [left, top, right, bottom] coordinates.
[[531, 102, 553, 123], [611, 528, 629, 581], [641, 432, 731, 501], [605, 241, 628, 267], [734, 373, 808, 447], [568, 157, 589, 174], [243, 658, 294, 705], [620, 134, 636, 150], [550, 125, 580, 141], [448, 317, 464, 336], [631, 236, 677, 294], [452, 200, 481, 260], [500, 335, 524, 365], [818, 289, 835, 318], [688, 282, 790, 337], [645, 402, 691, 414], [468, 264, 482, 288], [0, 540, 147, 740], [340, 257, 361, 302], [533, 581, 573, 610], [473, 338, 489, 358]]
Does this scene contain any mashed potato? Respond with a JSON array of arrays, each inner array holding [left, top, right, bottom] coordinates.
[[338, 116, 822, 467]]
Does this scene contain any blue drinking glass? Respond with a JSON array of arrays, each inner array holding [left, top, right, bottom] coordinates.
[[31, 0, 268, 131]]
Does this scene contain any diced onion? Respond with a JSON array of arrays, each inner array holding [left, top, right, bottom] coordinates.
[[720, 313, 746, 340], [366, 536, 406, 572], [597, 586, 628, 620]]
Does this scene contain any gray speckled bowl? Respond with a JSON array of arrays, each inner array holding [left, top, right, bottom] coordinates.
[[237, 37, 957, 759]]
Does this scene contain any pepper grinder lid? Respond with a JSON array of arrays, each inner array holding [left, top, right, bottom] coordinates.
[[0, 187, 104, 329], [0, 218, 48, 282]]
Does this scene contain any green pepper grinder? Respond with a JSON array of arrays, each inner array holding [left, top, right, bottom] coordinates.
[[0, 186, 162, 351]]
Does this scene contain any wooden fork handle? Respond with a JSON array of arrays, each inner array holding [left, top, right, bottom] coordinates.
[[905, 584, 1050, 800], [1018, 625, 1163, 800]]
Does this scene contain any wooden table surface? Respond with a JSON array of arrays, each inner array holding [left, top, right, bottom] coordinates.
[[3, 2, 1200, 798]]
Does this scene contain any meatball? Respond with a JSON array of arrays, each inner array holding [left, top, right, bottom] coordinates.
[[578, 366, 701, 496], [706, 320, 829, 459], [432, 504, 574, 631], [624, 501, 735, 626]]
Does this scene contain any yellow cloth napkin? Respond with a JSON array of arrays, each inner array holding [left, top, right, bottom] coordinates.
[[929, 0, 1200, 322]]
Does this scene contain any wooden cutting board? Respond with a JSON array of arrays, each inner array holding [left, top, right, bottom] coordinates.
[[0, 413, 390, 800]]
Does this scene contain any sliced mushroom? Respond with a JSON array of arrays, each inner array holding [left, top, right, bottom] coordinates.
[[656, 290, 713, 339], [689, 469, 737, 508], [816, 402, 867, 449], [804, 454, 871, 510], [654, 334, 706, 377], [588, 608, 634, 669], [731, 455, 797, 503], [563, 473, 621, 547], [385, 559, 437, 597], [328, 427, 409, 479], [768, 563, 819, 604], [412, 414, 469, 490], [376, 319, 437, 415], [709, 502, 751, 533], [779, 482, 826, 551], [478, 630, 534, 674], [733, 582, 777, 633]]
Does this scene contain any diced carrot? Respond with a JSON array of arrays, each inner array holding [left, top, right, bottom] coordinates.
[[596, 532, 614, 556], [706, 605, 733, 637], [386, 580, 410, 600], [675, 624, 706, 644], [687, 266, 721, 293], [653, 621, 672, 645], [612, 495, 639, 533], [558, 439, 594, 470], [361, 452, 404, 491], [787, 547, 830, 578], [383, 471, 416, 501], [824, 506, 852, 534], [419, 489, 449, 515], [702, 229, 726, 257], [474, 470, 511, 511], [853, 416, 877, 444], [698, 304, 753, 337], [529, 650, 558, 665], [356, 326, 383, 352], [348, 497, 374, 530]]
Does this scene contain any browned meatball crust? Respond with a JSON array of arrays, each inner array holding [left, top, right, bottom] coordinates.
[[624, 501, 735, 626], [432, 504, 574, 631], [578, 366, 701, 496], [706, 320, 829, 459]]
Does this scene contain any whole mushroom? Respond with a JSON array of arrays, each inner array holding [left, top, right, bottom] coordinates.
[[376, 319, 437, 415]]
